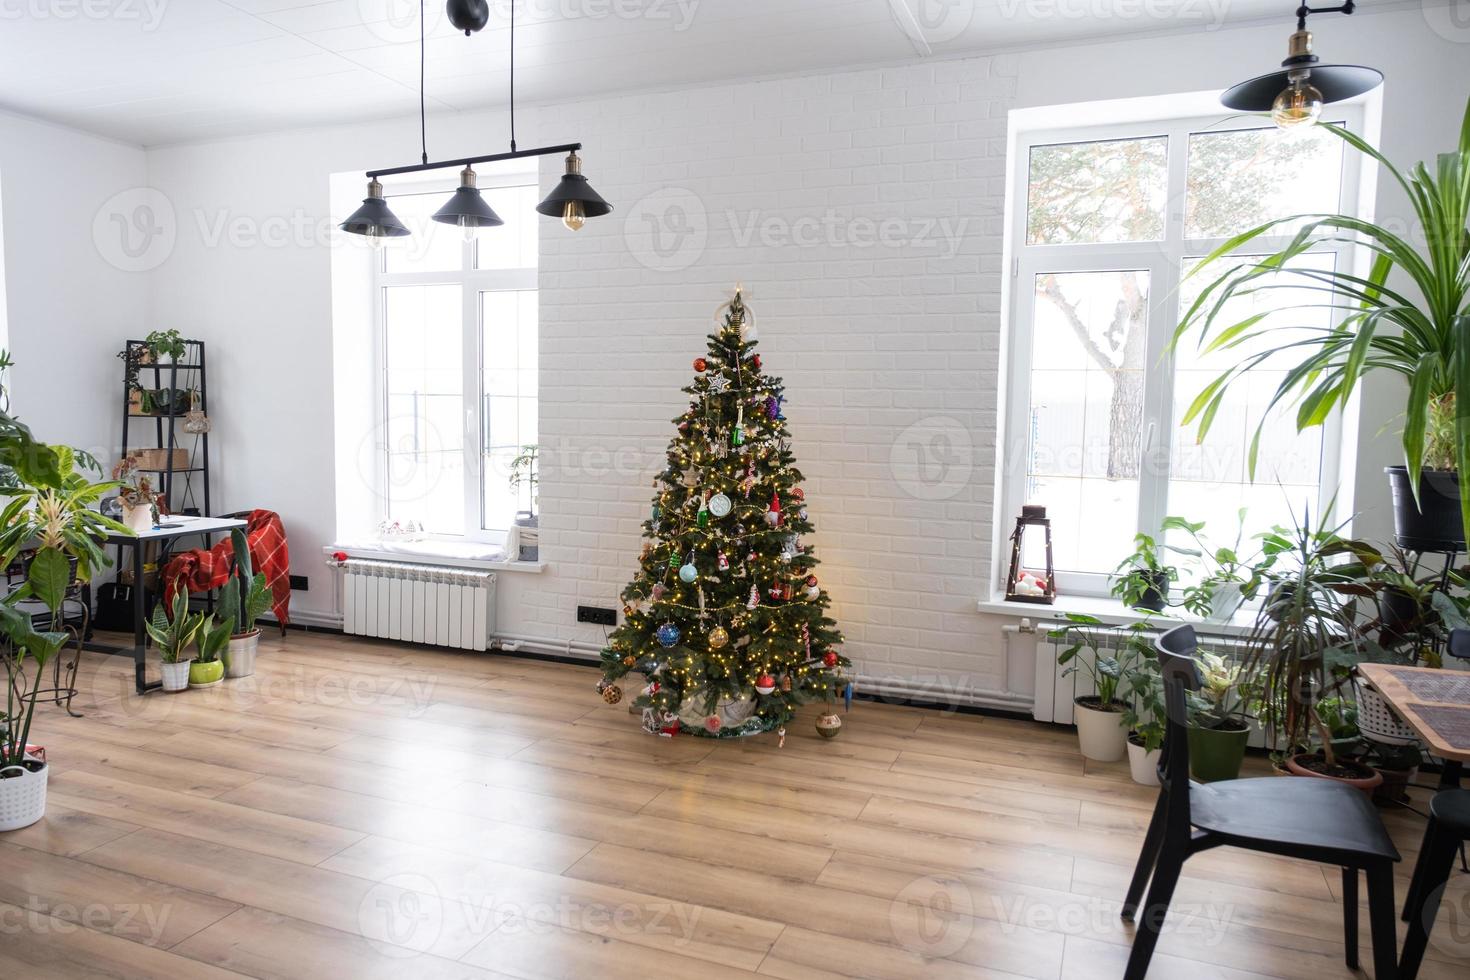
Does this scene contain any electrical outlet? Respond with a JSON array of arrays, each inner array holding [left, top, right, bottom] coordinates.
[[577, 605, 617, 626], [289, 574, 309, 591]]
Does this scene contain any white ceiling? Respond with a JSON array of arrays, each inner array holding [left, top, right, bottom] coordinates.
[[0, 0, 1329, 146]]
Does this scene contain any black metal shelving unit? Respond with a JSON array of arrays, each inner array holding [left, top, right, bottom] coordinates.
[[120, 339, 212, 519]]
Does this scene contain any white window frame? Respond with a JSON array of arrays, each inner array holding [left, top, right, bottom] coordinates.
[[371, 172, 537, 542], [1000, 107, 1368, 598]]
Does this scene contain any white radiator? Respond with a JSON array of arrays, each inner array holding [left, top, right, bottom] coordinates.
[[342, 559, 496, 651]]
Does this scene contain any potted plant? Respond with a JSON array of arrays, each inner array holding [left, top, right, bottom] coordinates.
[[145, 329, 187, 365], [148, 589, 203, 693], [111, 457, 160, 534], [1316, 695, 1362, 760], [217, 527, 270, 678], [1050, 614, 1151, 761], [1241, 510, 1384, 795], [1166, 513, 1275, 623], [1174, 97, 1470, 549], [190, 611, 233, 688], [509, 444, 539, 561], [1121, 655, 1166, 786], [1184, 650, 1256, 782], [1111, 533, 1181, 613], [1360, 740, 1422, 806]]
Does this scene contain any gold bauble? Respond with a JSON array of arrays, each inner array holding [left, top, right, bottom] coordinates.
[[602, 685, 623, 705], [708, 626, 730, 649]]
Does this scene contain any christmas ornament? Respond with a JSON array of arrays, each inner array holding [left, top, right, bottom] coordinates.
[[704, 715, 723, 734], [806, 582, 820, 599], [765, 492, 781, 526], [816, 712, 843, 738], [752, 353, 762, 370], [765, 395, 779, 419], [708, 626, 729, 649], [602, 685, 623, 705], [651, 583, 666, 601], [679, 561, 698, 584], [707, 374, 731, 394], [781, 674, 793, 693], [622, 655, 636, 667], [732, 426, 744, 447], [755, 673, 776, 695], [656, 623, 681, 648], [823, 651, 839, 668], [806, 574, 819, 587], [791, 488, 805, 502], [746, 585, 759, 610], [844, 681, 854, 712], [694, 357, 707, 372], [697, 496, 710, 527], [717, 552, 730, 571], [798, 508, 808, 521], [708, 492, 732, 518]]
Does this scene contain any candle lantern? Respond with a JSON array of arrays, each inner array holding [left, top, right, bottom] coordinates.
[[1005, 504, 1056, 604]]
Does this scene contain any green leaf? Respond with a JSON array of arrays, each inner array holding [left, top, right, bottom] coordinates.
[[26, 547, 70, 614]]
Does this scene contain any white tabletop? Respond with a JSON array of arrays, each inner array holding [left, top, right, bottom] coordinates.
[[110, 515, 247, 541]]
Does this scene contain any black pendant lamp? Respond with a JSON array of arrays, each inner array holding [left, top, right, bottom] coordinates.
[[340, 178, 410, 243], [536, 152, 612, 231], [1221, 2, 1382, 129], [432, 166, 504, 237]]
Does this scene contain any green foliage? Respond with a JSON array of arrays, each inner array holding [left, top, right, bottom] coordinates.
[[147, 590, 204, 664], [508, 444, 539, 514], [1110, 532, 1185, 609], [0, 446, 127, 582], [1174, 97, 1470, 535], [1163, 512, 1279, 618], [1049, 614, 1154, 710], [196, 613, 235, 665], [144, 329, 188, 361], [217, 527, 269, 635]]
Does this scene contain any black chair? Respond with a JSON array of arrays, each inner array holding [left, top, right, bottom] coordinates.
[[1121, 624, 1401, 979], [1400, 789, 1470, 978]]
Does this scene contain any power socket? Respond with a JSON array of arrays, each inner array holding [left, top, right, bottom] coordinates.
[[577, 605, 617, 627], [289, 574, 309, 591]]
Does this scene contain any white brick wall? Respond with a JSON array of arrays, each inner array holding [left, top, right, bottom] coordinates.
[[528, 54, 1019, 703]]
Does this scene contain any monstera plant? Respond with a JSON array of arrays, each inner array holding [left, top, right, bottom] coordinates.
[[1175, 96, 1470, 547]]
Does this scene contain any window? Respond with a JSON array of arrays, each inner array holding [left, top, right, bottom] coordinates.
[[1003, 110, 1366, 595], [372, 176, 537, 540]]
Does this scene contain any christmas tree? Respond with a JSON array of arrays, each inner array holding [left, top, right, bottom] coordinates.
[[597, 289, 849, 739]]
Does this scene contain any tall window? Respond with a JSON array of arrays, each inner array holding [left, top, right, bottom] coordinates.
[[1003, 111, 1366, 595], [373, 178, 538, 540]]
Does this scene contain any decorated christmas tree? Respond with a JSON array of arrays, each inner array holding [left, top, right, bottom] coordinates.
[[597, 289, 849, 740]]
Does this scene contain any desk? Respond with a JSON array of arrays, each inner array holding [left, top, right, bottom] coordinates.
[[1356, 664, 1470, 782], [84, 515, 246, 694]]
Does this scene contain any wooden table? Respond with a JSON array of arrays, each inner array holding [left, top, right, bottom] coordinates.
[[1356, 664, 1470, 783], [84, 515, 246, 694]]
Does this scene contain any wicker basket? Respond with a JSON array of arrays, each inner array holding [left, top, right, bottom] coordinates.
[[0, 761, 48, 832], [132, 447, 189, 471], [1353, 672, 1419, 746]]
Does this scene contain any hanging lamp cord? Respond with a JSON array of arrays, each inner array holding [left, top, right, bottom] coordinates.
[[509, 0, 517, 152], [419, 0, 428, 165]]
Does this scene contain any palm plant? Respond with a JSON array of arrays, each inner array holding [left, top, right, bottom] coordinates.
[[0, 447, 124, 580], [1175, 97, 1470, 532]]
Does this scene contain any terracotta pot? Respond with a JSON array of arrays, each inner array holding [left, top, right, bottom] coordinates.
[[1285, 753, 1384, 797]]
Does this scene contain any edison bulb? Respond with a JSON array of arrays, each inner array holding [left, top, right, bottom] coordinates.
[[562, 200, 586, 231], [460, 220, 480, 244], [1272, 78, 1323, 129]]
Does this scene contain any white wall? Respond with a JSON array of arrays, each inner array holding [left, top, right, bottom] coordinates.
[[122, 7, 1470, 702], [0, 109, 149, 462]]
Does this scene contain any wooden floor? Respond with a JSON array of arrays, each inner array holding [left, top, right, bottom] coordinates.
[[5, 630, 1468, 979]]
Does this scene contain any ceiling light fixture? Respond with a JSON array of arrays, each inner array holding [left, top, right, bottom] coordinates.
[[340, 0, 611, 243], [1220, 3, 1382, 129]]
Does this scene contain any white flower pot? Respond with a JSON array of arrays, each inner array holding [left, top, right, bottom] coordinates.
[[1073, 699, 1129, 762], [225, 630, 259, 678], [122, 502, 154, 533], [1127, 738, 1161, 786], [0, 760, 48, 831], [1207, 583, 1244, 623], [160, 659, 193, 692]]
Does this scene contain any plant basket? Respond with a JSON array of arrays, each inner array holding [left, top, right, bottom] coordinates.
[[1352, 673, 1419, 746], [1385, 466, 1463, 551], [133, 447, 189, 471], [0, 759, 48, 831]]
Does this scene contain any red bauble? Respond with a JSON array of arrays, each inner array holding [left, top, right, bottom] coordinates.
[[694, 357, 707, 372], [791, 488, 805, 502], [822, 651, 839, 668], [752, 355, 761, 370], [806, 575, 819, 587], [755, 673, 776, 695]]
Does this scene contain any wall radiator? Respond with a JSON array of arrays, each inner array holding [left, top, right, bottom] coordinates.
[[342, 559, 496, 652]]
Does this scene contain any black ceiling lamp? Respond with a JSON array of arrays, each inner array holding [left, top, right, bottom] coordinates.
[[341, 0, 611, 243], [1221, 2, 1382, 130]]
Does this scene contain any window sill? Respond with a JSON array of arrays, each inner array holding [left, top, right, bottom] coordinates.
[[975, 593, 1258, 634], [323, 543, 547, 574]]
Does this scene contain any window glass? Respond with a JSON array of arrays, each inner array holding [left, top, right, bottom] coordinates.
[[383, 193, 464, 274], [1026, 137, 1168, 245], [481, 290, 538, 530], [1185, 126, 1344, 240]]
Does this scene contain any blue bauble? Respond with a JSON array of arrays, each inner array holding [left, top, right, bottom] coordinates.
[[679, 562, 698, 583], [656, 623, 681, 648]]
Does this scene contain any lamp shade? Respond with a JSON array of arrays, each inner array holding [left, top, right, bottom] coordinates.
[[431, 167, 504, 229], [340, 179, 410, 239], [1221, 64, 1382, 111], [535, 152, 612, 220]]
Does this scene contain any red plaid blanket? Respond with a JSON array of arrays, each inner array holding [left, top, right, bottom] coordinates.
[[162, 510, 291, 626]]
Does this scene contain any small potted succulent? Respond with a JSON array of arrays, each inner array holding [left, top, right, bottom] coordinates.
[[111, 457, 160, 533], [1111, 533, 1181, 613], [148, 589, 203, 692], [218, 527, 270, 678], [1050, 614, 1152, 762]]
